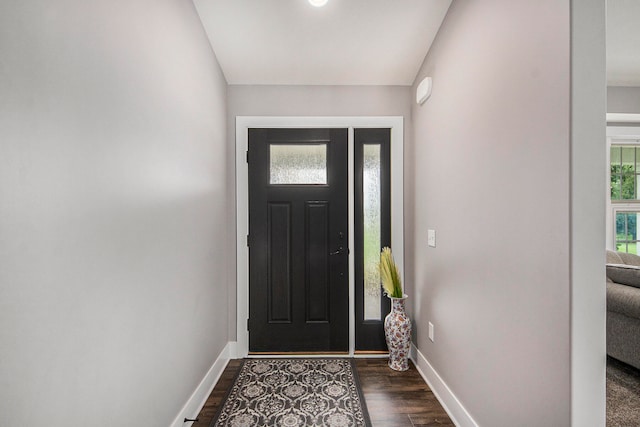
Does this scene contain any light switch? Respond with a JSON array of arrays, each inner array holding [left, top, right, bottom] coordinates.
[[428, 229, 436, 247]]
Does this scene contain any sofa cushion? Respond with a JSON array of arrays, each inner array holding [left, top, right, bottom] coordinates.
[[618, 251, 640, 267], [608, 282, 640, 320], [607, 263, 640, 288], [607, 250, 624, 264]]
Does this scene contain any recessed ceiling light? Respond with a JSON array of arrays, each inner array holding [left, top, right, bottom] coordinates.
[[308, 0, 328, 7]]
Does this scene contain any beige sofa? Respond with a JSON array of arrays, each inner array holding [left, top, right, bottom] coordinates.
[[606, 250, 640, 370]]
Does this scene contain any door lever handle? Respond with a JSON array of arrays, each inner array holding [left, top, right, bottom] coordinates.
[[330, 246, 345, 255]]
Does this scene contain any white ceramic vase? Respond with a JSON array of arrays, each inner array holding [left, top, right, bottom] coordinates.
[[384, 295, 412, 371]]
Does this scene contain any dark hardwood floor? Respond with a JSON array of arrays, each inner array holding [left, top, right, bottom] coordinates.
[[356, 359, 454, 426], [192, 358, 453, 427]]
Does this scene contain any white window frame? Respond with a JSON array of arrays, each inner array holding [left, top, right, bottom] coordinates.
[[606, 124, 640, 251], [611, 207, 640, 253], [234, 116, 404, 358]]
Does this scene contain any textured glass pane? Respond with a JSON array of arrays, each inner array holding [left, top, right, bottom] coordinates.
[[363, 144, 381, 320], [270, 144, 327, 184]]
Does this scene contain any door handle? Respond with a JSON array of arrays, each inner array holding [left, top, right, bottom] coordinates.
[[330, 246, 348, 255], [330, 246, 344, 255]]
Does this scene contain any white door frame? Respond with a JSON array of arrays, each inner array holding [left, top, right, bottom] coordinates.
[[235, 116, 404, 357]]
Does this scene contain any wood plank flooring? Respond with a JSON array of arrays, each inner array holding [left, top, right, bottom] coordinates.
[[356, 359, 454, 426], [192, 358, 453, 427]]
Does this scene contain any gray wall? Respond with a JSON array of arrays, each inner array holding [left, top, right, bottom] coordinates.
[[228, 85, 412, 117], [0, 1, 229, 426], [226, 85, 412, 338], [409, 1, 572, 425], [608, 86, 640, 113]]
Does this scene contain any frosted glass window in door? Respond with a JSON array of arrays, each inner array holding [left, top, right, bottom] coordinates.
[[270, 144, 327, 184], [363, 144, 382, 320]]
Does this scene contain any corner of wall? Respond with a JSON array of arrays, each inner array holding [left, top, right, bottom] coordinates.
[[410, 344, 478, 427], [170, 342, 235, 427]]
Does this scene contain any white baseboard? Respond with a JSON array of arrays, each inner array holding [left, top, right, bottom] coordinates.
[[410, 344, 478, 427], [170, 342, 235, 427]]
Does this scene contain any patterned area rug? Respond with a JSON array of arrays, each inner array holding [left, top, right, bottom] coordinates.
[[210, 358, 371, 427]]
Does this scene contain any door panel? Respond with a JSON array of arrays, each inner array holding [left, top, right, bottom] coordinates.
[[267, 202, 291, 323], [305, 201, 329, 322], [248, 128, 348, 352]]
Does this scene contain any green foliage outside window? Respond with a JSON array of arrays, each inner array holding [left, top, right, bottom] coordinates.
[[610, 164, 636, 200], [616, 212, 639, 254], [610, 145, 640, 200]]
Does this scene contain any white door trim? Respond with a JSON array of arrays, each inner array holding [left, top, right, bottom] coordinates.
[[235, 116, 404, 357]]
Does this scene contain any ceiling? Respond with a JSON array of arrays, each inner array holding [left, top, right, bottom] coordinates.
[[607, 0, 640, 86], [193, 0, 452, 86], [194, 1, 638, 87]]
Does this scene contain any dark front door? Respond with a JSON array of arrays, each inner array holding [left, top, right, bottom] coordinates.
[[248, 128, 348, 352]]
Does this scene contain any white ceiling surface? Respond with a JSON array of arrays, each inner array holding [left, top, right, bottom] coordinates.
[[607, 0, 640, 86], [193, 0, 452, 85]]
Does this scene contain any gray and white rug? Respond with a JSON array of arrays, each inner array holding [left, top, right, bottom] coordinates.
[[210, 358, 371, 427]]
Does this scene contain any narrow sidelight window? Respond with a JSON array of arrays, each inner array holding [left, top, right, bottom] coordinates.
[[363, 144, 382, 320], [355, 128, 391, 351]]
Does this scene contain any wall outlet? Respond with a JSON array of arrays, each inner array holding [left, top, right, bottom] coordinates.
[[428, 322, 435, 342], [427, 229, 436, 247]]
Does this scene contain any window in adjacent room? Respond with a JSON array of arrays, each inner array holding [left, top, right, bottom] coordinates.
[[614, 210, 640, 254], [610, 141, 640, 254]]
